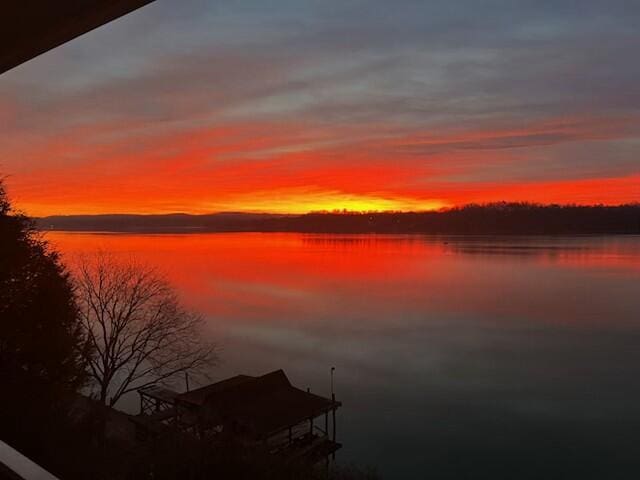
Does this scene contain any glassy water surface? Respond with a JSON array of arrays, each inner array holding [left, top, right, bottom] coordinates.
[[48, 232, 640, 479]]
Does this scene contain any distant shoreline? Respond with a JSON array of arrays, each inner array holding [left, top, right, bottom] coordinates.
[[36, 203, 640, 235], [41, 230, 640, 240]]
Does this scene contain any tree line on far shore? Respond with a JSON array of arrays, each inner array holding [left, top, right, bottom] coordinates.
[[39, 202, 640, 235]]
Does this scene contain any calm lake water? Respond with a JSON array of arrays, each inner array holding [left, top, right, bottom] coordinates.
[[48, 232, 640, 479]]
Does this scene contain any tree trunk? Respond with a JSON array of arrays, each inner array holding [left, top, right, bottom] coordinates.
[[99, 384, 108, 405]]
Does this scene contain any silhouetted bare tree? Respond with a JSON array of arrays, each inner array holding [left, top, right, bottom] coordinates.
[[76, 255, 216, 407]]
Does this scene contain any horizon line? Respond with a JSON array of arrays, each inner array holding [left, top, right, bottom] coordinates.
[[35, 201, 640, 218]]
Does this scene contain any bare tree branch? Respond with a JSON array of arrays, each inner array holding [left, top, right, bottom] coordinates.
[[74, 254, 217, 407]]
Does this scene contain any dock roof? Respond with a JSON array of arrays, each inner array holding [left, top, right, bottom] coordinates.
[[177, 370, 340, 439], [138, 385, 180, 404]]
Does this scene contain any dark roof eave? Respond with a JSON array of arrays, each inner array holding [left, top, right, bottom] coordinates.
[[1, 0, 155, 74]]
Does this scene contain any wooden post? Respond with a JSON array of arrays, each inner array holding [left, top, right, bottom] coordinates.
[[331, 394, 337, 461], [324, 412, 328, 436]]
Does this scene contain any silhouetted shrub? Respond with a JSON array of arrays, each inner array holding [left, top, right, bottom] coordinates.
[[0, 181, 88, 471]]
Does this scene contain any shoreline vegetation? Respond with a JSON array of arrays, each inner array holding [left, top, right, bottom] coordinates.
[[37, 203, 640, 235]]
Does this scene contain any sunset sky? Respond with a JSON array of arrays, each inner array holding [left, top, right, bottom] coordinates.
[[1, 0, 639, 216]]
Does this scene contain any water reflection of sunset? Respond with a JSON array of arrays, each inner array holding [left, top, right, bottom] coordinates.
[[46, 231, 640, 477], [49, 232, 640, 329]]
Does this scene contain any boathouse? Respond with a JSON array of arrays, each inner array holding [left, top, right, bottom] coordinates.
[[135, 370, 341, 463]]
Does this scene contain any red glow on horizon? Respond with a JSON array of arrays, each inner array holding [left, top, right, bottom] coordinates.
[[11, 173, 639, 217], [4, 115, 639, 217]]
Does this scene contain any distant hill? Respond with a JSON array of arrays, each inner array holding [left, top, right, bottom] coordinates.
[[36, 203, 640, 235], [36, 212, 288, 233]]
